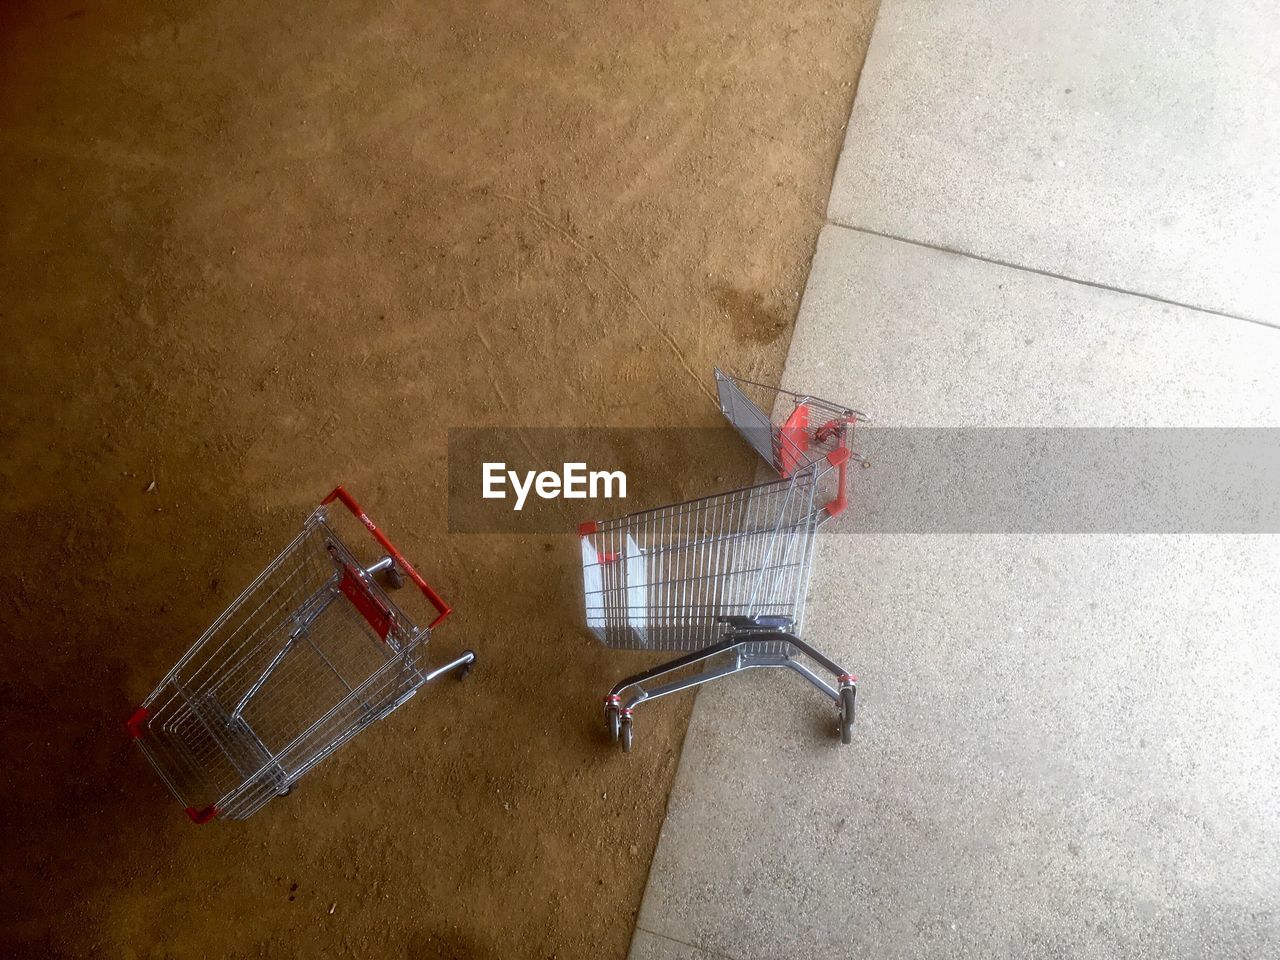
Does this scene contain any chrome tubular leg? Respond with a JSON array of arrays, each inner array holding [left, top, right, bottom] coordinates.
[[421, 650, 476, 684], [608, 637, 745, 707], [770, 632, 849, 678], [779, 657, 841, 702], [371, 650, 476, 725], [364, 556, 394, 575], [621, 656, 747, 710], [602, 632, 858, 752]]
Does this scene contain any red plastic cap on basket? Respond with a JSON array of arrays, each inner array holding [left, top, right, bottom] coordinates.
[[837, 674, 858, 684], [185, 804, 218, 825], [578, 520, 598, 536], [126, 706, 149, 740]]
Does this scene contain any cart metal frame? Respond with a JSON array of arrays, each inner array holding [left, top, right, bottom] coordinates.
[[128, 486, 474, 823], [579, 369, 868, 751]]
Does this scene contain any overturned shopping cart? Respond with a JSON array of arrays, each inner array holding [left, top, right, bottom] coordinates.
[[127, 487, 474, 822], [578, 369, 868, 752]]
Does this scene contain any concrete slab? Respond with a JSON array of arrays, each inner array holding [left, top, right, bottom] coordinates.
[[638, 536, 1280, 959], [632, 229, 1280, 958], [629, 928, 732, 960], [828, 0, 1280, 324], [789, 226, 1280, 428]]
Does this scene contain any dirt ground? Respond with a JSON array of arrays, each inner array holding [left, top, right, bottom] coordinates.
[[0, 1, 875, 956]]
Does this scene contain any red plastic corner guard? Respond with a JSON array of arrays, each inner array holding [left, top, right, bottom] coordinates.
[[185, 804, 217, 825], [126, 706, 149, 740], [778, 404, 811, 479], [578, 520, 598, 536]]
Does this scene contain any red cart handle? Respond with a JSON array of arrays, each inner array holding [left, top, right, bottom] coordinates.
[[322, 486, 452, 629]]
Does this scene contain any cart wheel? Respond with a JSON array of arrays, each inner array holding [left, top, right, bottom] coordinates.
[[384, 562, 405, 589], [839, 686, 856, 745], [277, 786, 292, 798], [620, 716, 633, 753], [606, 704, 621, 743]]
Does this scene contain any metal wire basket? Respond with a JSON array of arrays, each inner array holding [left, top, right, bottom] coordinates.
[[578, 369, 868, 752], [128, 487, 474, 823], [581, 471, 825, 651]]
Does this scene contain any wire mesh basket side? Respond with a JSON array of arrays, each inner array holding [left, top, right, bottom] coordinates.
[[581, 470, 827, 651], [135, 508, 431, 818], [214, 641, 436, 819]]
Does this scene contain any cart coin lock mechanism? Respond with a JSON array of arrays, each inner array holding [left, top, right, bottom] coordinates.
[[128, 487, 475, 823], [578, 369, 868, 752]]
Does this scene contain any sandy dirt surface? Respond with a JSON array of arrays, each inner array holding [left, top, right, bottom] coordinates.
[[0, 1, 875, 956]]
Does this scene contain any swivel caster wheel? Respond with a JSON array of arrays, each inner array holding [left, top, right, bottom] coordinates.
[[839, 686, 856, 745], [620, 716, 634, 753]]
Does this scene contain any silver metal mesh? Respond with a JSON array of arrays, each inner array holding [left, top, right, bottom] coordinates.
[[134, 506, 434, 821], [581, 466, 829, 651], [583, 369, 866, 750], [580, 369, 865, 655]]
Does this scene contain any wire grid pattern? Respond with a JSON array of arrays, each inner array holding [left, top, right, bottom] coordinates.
[[135, 508, 431, 820], [581, 469, 827, 651], [715, 368, 865, 478]]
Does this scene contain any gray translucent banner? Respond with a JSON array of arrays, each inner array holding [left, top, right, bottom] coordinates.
[[447, 427, 1280, 533]]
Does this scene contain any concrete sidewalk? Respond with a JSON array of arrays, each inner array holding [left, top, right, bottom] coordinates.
[[631, 3, 1280, 957], [828, 0, 1280, 325]]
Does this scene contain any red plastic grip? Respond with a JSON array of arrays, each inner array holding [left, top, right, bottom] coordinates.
[[321, 486, 452, 629], [815, 416, 855, 445], [824, 449, 850, 518]]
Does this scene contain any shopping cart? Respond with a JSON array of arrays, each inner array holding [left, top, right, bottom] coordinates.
[[579, 369, 868, 752], [127, 487, 474, 823]]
